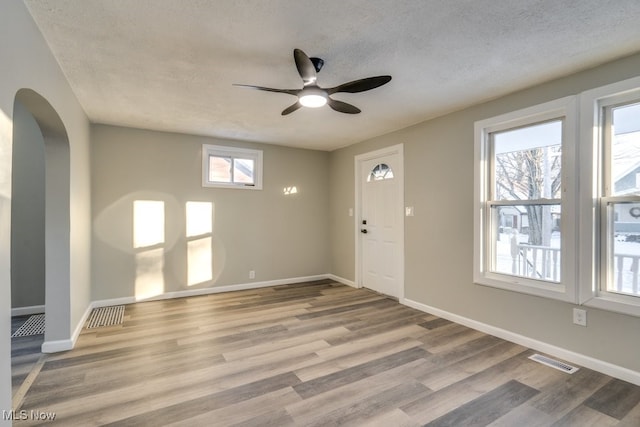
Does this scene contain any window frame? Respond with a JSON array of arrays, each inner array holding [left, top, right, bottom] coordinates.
[[579, 76, 640, 316], [202, 144, 263, 190], [474, 96, 578, 302]]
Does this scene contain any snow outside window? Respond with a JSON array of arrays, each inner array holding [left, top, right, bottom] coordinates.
[[579, 76, 640, 317], [474, 97, 578, 302]]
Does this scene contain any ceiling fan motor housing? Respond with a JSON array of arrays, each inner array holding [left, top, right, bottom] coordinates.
[[310, 57, 324, 72]]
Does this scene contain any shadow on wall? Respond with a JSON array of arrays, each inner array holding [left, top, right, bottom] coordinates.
[[93, 192, 226, 300]]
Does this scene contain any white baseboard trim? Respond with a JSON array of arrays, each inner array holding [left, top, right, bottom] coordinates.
[[403, 298, 640, 387], [326, 274, 357, 288], [11, 305, 45, 316], [41, 300, 93, 354], [91, 274, 334, 309], [41, 339, 73, 353]]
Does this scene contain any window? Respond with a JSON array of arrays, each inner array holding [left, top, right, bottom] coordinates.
[[580, 76, 640, 316], [367, 163, 394, 181], [474, 97, 577, 302], [202, 144, 263, 189]]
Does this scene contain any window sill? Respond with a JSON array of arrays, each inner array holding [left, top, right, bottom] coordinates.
[[475, 272, 575, 303], [581, 294, 640, 318], [202, 182, 262, 190]]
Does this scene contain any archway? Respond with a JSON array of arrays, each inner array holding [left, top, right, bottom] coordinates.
[[12, 89, 70, 355]]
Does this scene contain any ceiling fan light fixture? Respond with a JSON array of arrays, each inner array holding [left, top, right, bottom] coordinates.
[[234, 49, 392, 115], [298, 88, 327, 108]]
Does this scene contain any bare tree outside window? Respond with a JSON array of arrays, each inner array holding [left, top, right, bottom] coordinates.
[[495, 144, 561, 245], [493, 121, 562, 246]]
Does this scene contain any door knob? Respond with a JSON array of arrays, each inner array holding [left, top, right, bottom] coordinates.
[[360, 229, 368, 234]]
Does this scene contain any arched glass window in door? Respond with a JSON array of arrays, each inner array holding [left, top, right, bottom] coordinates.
[[367, 163, 394, 182]]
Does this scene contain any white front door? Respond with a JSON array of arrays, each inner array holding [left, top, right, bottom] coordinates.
[[357, 145, 404, 299]]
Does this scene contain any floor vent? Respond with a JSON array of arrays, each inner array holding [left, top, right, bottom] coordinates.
[[12, 314, 45, 337], [86, 306, 125, 329], [529, 353, 579, 374]]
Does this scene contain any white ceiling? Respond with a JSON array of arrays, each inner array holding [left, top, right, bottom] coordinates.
[[24, 0, 640, 151]]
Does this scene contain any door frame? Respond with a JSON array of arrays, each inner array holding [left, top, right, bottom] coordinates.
[[354, 143, 405, 302]]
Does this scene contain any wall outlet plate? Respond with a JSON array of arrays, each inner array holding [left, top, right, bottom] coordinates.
[[573, 308, 587, 326]]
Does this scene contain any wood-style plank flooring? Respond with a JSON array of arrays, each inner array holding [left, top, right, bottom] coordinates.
[[11, 315, 44, 397], [12, 280, 640, 426]]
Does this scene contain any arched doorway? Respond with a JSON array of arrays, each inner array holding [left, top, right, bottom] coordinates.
[[11, 89, 70, 359]]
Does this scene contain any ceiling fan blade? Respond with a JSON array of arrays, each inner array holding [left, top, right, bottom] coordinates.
[[328, 98, 361, 114], [293, 48, 317, 86], [281, 102, 303, 116], [326, 75, 392, 95], [233, 84, 299, 96]]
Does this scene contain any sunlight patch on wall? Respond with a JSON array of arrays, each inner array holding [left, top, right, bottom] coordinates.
[[188, 237, 212, 286], [186, 201, 212, 237], [133, 200, 165, 248], [283, 186, 298, 195], [133, 200, 165, 300], [135, 248, 165, 301], [0, 108, 12, 199], [186, 201, 213, 286]]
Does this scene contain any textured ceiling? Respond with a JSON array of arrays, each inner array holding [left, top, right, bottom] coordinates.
[[24, 0, 640, 151]]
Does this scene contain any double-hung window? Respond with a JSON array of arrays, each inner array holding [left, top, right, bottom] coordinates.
[[202, 144, 263, 189], [475, 97, 577, 301], [580, 76, 640, 316]]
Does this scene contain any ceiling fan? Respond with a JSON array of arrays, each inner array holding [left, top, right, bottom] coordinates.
[[234, 48, 392, 115]]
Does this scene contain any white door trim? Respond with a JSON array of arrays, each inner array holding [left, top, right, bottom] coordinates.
[[354, 143, 405, 302]]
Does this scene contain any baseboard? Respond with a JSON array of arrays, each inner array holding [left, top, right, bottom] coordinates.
[[11, 305, 45, 316], [91, 274, 334, 309], [41, 339, 74, 353], [326, 274, 357, 288], [403, 298, 640, 387], [71, 302, 94, 343]]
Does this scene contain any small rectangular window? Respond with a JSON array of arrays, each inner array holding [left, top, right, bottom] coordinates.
[[202, 145, 262, 189]]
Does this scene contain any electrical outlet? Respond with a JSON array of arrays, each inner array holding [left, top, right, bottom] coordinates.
[[249, 270, 255, 279], [573, 308, 587, 326]]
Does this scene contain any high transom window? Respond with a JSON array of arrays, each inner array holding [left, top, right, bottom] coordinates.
[[202, 144, 263, 190], [367, 163, 394, 182]]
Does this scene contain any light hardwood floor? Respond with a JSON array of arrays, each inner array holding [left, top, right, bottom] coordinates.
[[12, 280, 640, 426]]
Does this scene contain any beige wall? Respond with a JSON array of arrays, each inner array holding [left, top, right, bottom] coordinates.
[[1, 1, 92, 416], [91, 124, 330, 301], [330, 52, 640, 374]]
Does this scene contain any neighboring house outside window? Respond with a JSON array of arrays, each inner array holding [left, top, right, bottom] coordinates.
[[202, 144, 263, 190], [580, 76, 640, 317], [475, 76, 640, 317], [474, 97, 578, 303]]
